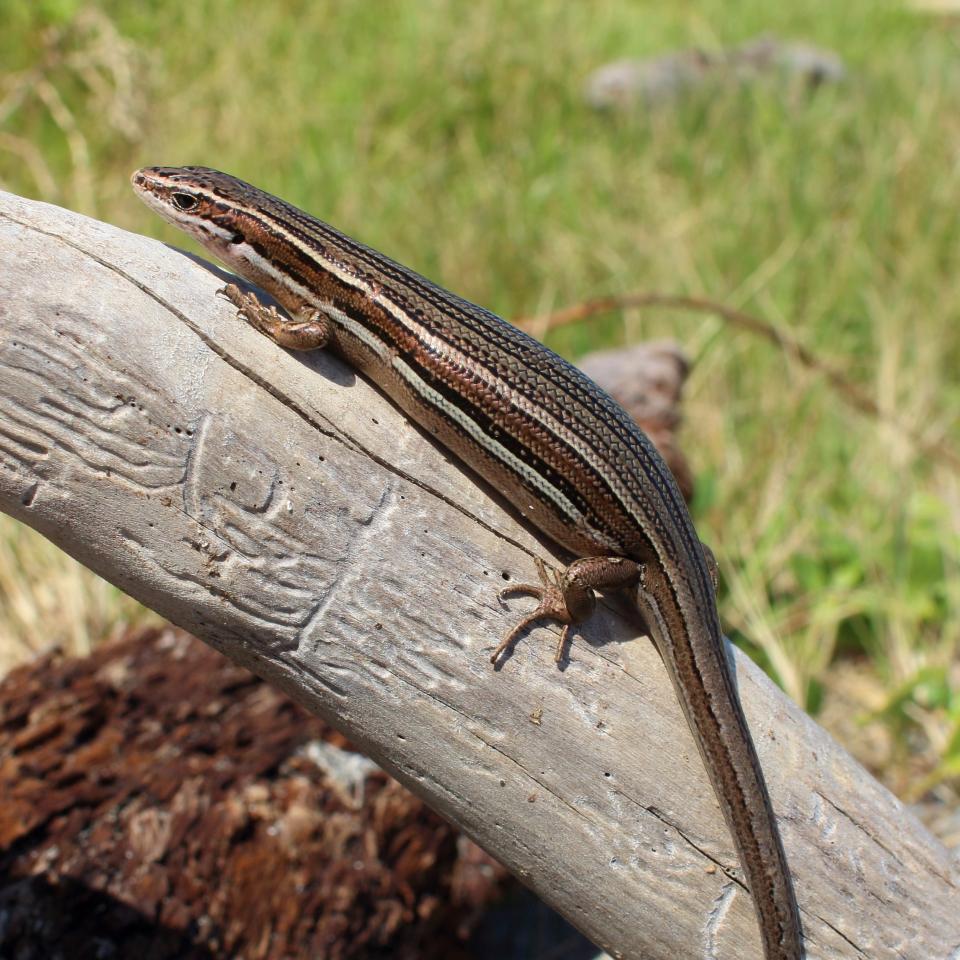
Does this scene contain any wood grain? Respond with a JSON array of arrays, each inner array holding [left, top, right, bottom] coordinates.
[[0, 190, 956, 960]]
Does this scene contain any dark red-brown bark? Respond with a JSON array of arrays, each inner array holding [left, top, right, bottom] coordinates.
[[0, 627, 509, 959]]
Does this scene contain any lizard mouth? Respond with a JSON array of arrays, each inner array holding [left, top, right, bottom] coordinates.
[[130, 167, 179, 221]]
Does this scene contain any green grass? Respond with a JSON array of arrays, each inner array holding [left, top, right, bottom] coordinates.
[[1, 0, 958, 801]]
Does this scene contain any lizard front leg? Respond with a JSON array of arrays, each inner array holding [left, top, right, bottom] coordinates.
[[220, 283, 331, 351]]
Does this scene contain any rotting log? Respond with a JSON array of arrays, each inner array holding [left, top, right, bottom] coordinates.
[[0, 190, 956, 960], [0, 626, 512, 958]]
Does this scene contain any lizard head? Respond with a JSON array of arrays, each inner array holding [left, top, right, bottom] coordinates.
[[131, 166, 254, 259]]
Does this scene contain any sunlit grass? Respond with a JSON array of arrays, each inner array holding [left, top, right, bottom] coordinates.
[[0, 516, 159, 674], [1, 0, 958, 800]]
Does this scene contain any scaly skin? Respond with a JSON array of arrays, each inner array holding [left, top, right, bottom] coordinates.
[[132, 165, 803, 959]]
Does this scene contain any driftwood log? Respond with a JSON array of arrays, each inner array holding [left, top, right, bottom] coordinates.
[[0, 190, 956, 960]]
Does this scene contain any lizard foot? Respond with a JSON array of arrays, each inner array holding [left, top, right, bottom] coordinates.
[[493, 558, 577, 665]]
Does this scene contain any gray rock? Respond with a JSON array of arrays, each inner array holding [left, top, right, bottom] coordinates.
[[584, 33, 846, 110]]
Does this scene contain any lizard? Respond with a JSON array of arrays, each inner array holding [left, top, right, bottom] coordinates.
[[132, 165, 803, 959]]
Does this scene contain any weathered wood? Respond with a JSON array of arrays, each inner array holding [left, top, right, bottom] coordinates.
[[0, 190, 956, 960]]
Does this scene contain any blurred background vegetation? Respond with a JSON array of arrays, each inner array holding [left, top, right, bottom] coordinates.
[[1, 0, 958, 831]]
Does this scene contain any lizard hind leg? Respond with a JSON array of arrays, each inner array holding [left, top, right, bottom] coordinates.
[[493, 555, 642, 665], [494, 558, 579, 664]]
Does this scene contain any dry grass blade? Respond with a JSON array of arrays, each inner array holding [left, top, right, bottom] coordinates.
[[515, 292, 960, 473], [0, 9, 146, 211]]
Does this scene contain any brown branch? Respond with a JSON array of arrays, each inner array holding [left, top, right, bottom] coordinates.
[[515, 293, 960, 472]]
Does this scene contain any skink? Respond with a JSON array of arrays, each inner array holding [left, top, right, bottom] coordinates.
[[132, 165, 802, 959]]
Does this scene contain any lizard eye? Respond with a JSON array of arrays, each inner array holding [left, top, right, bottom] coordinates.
[[171, 192, 199, 212]]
